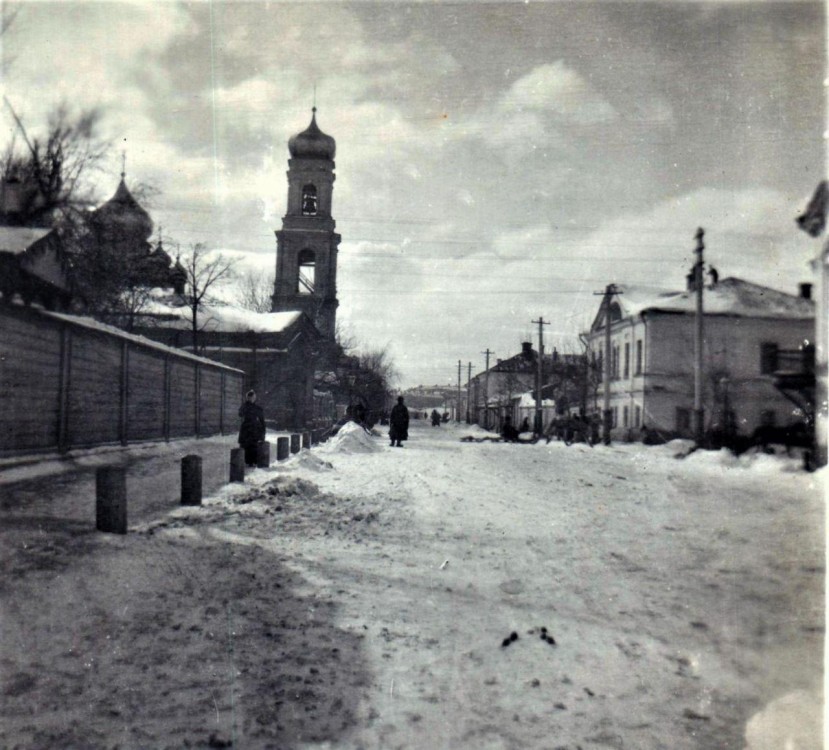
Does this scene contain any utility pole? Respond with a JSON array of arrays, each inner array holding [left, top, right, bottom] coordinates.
[[466, 361, 472, 423], [593, 284, 621, 445], [532, 317, 550, 436], [456, 360, 462, 423], [481, 348, 493, 430], [693, 227, 705, 445]]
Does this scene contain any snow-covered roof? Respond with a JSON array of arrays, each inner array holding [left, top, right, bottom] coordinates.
[[143, 293, 304, 333], [516, 392, 555, 408], [0, 226, 52, 255], [39, 309, 244, 372], [610, 277, 814, 322]]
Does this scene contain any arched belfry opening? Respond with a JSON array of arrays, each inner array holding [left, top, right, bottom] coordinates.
[[297, 249, 316, 294], [271, 107, 340, 339], [301, 184, 318, 215]]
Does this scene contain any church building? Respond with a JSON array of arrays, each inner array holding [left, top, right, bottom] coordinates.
[[271, 107, 340, 340]]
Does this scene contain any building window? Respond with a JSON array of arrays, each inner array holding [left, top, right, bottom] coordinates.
[[623, 405, 629, 427], [612, 345, 620, 380], [676, 407, 691, 434], [297, 248, 316, 294], [634, 404, 641, 427], [623, 343, 630, 378], [760, 342, 779, 375], [301, 184, 318, 215], [635, 340, 643, 375], [612, 406, 618, 428]]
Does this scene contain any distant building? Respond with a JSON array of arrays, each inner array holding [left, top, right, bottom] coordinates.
[[583, 276, 815, 440]]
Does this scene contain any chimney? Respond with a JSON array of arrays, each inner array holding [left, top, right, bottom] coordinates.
[[799, 283, 813, 300], [521, 341, 533, 357]]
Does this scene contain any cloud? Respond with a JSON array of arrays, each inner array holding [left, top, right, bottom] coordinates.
[[498, 62, 619, 125]]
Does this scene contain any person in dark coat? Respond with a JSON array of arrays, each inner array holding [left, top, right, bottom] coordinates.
[[389, 396, 410, 447], [238, 390, 266, 466], [431, 409, 441, 427], [501, 415, 519, 442]]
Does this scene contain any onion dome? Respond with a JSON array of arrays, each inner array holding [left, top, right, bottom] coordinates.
[[288, 108, 336, 160], [92, 178, 153, 240]]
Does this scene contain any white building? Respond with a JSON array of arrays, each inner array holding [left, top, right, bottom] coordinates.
[[584, 277, 814, 440]]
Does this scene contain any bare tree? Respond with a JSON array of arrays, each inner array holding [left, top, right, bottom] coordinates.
[[234, 267, 275, 313], [178, 243, 236, 351], [2, 99, 110, 225]]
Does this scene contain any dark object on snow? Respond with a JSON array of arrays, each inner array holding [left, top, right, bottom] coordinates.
[[229, 447, 245, 483], [510, 631, 518, 642], [389, 396, 410, 447], [501, 631, 519, 648], [431, 409, 442, 427], [543, 635, 556, 645], [238, 390, 266, 466], [181, 454, 202, 506], [96, 466, 127, 534]]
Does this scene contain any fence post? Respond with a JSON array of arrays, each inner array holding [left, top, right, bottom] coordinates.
[[119, 340, 129, 446], [290, 433, 301, 454], [57, 325, 72, 453], [302, 431, 311, 449], [96, 467, 127, 534], [163, 355, 171, 442], [195, 363, 201, 438], [181, 455, 202, 505], [257, 441, 271, 468], [229, 448, 245, 482], [276, 436, 290, 460]]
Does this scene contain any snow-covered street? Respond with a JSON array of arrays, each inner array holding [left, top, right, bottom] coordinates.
[[0, 421, 823, 749]]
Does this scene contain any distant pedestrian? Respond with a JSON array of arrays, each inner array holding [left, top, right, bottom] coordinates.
[[431, 409, 441, 427], [519, 416, 530, 434], [501, 415, 519, 442], [389, 396, 410, 447], [238, 390, 266, 467]]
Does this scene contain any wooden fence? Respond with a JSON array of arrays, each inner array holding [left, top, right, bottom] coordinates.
[[0, 305, 244, 456]]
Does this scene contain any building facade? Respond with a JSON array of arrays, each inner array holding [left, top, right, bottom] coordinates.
[[585, 277, 815, 441]]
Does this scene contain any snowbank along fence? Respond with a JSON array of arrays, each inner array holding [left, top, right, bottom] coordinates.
[[0, 304, 245, 456]]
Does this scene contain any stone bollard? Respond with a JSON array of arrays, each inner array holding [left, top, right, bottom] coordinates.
[[229, 448, 245, 483], [276, 436, 290, 461], [257, 441, 271, 468], [290, 433, 301, 454], [181, 455, 202, 506], [96, 466, 127, 534], [302, 432, 311, 449]]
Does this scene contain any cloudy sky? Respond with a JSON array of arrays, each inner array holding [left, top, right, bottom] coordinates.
[[2, 1, 824, 387]]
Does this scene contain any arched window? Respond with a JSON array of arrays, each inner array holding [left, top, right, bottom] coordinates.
[[301, 184, 318, 215], [297, 249, 315, 294]]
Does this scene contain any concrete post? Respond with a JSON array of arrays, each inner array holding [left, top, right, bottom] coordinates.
[[302, 432, 311, 449], [229, 448, 245, 482], [96, 467, 127, 534], [257, 441, 271, 468], [276, 436, 290, 460], [290, 433, 301, 454], [181, 455, 202, 506]]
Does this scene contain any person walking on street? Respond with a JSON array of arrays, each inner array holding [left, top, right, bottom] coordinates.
[[238, 389, 266, 467], [431, 409, 441, 427], [389, 396, 410, 447]]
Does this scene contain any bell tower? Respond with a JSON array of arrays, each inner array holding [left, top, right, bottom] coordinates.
[[272, 108, 340, 339]]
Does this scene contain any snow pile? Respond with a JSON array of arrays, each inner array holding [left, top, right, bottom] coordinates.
[[327, 420, 381, 453], [743, 690, 822, 750]]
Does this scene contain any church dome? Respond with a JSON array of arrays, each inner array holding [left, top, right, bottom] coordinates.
[[288, 108, 336, 160], [92, 178, 153, 240]]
